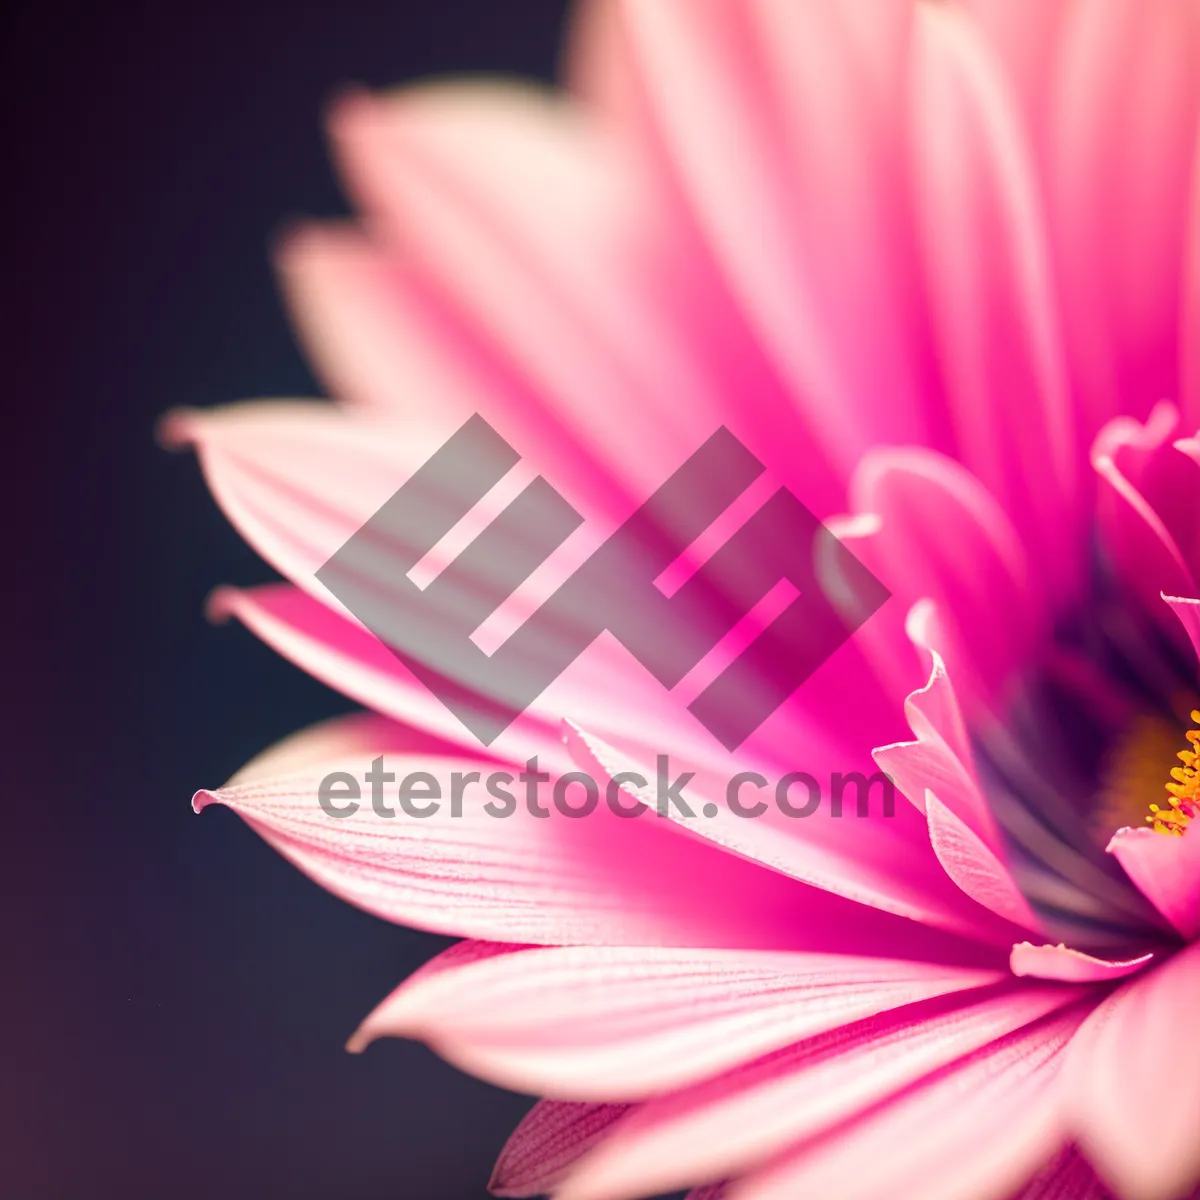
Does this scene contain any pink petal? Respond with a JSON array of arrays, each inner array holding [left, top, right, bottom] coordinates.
[[1092, 404, 1200, 615], [325, 84, 834, 513], [926, 792, 1042, 933], [846, 447, 1043, 699], [1165, 594, 1200, 662], [566, 722, 1022, 947], [489, 1100, 631, 1198], [1009, 942, 1154, 984], [1064, 941, 1200, 1200], [195, 741, 838, 952], [349, 944, 1001, 1100], [210, 584, 569, 770], [908, 3, 1081, 603], [612, 0, 940, 496], [728, 1004, 1088, 1200], [557, 983, 1081, 1200], [1108, 826, 1200, 940], [1184, 123, 1200, 429], [1048, 0, 1200, 433]]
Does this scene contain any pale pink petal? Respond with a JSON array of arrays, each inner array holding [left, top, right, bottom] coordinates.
[[174, 402, 903, 772], [325, 84, 837, 512], [276, 225, 489, 422], [873, 650, 1002, 848], [1048, 0, 1200, 432], [566, 721, 1023, 946], [489, 1101, 631, 1198], [909, 3, 1080, 602], [728, 1005, 1088, 1200], [557, 984, 1081, 1200], [1108, 826, 1200, 940], [194, 749, 841, 952], [964, 1, 1071, 131], [349, 943, 1001, 1099], [1009, 942, 1154, 983], [685, 1187, 727, 1200], [926, 793, 1042, 933], [1064, 941, 1200, 1200], [210, 584, 569, 770]]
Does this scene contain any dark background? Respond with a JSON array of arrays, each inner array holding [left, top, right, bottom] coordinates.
[[3, 4, 577, 1197]]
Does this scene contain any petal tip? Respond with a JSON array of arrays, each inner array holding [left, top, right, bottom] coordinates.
[[156, 408, 201, 451], [192, 789, 218, 815]]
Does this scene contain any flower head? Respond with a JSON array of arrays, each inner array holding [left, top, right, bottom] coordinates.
[[170, 2, 1200, 1197]]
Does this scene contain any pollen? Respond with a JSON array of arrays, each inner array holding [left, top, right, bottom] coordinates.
[[1147, 710, 1200, 836]]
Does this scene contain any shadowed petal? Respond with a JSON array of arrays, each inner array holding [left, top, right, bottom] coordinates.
[[490, 1101, 631, 1198]]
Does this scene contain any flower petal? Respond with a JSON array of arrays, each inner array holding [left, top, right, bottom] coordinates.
[[1048, 0, 1200, 432], [349, 943, 1001, 1100], [489, 1100, 631, 1198], [557, 983, 1081, 1200], [728, 1004, 1087, 1200], [1009, 942, 1154, 984], [847, 447, 1043, 699], [1108, 826, 1200, 940], [926, 792, 1042, 933], [195, 744, 834, 952], [1092, 403, 1200, 617], [566, 721, 1021, 946], [873, 650, 1002, 848], [613, 0, 939, 495], [1064, 941, 1200, 1200], [1012, 1148, 1111, 1200], [908, 3, 1080, 601]]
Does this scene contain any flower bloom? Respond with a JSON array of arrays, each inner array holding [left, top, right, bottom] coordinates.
[[167, 2, 1200, 1197]]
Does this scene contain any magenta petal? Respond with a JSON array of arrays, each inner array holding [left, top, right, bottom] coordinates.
[[1009, 942, 1154, 984], [1165, 594, 1200, 662], [349, 944, 1001, 1100], [728, 1004, 1087, 1200], [489, 1100, 631, 1198], [1065, 941, 1200, 1200], [556, 984, 1081, 1200], [1012, 1148, 1111, 1200], [1108, 826, 1200, 940]]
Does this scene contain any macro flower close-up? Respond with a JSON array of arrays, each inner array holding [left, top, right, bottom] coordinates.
[[160, 2, 1200, 1197]]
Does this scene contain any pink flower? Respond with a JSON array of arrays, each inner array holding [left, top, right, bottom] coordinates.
[[165, 2, 1200, 1198]]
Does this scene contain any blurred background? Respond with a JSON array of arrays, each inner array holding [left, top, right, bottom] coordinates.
[[2, 3, 586, 1197]]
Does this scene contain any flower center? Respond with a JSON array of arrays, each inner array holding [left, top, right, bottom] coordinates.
[[1146, 710, 1200, 836]]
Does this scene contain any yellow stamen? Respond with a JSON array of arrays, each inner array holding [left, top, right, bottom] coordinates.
[[1146, 710, 1200, 836]]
